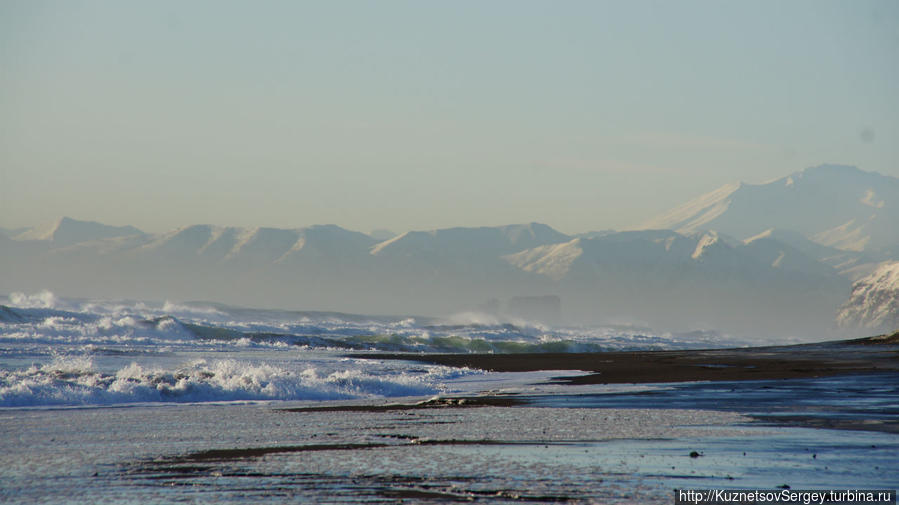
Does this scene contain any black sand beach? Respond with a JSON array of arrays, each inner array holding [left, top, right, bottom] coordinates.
[[355, 332, 899, 385]]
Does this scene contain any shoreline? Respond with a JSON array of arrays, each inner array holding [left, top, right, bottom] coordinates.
[[351, 332, 899, 385]]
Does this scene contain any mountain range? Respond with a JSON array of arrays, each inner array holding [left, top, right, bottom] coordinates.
[[2, 164, 897, 339], [638, 164, 899, 256]]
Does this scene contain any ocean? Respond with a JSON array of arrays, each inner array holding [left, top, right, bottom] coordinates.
[[1, 292, 896, 503], [0, 290, 744, 409]]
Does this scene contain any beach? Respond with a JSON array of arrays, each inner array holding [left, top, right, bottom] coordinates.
[[5, 395, 897, 503], [2, 299, 897, 503], [361, 332, 899, 385], [6, 2, 899, 501], [3, 333, 898, 503]]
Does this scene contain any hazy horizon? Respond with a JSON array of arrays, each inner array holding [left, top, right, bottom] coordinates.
[[2, 162, 894, 239], [2, 1, 897, 235]]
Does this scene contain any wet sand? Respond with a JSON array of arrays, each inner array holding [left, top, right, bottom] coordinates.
[[278, 395, 523, 413], [339, 332, 899, 436], [354, 332, 899, 385], [103, 402, 896, 503]]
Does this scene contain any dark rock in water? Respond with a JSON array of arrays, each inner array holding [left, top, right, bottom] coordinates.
[[689, 451, 701, 458]]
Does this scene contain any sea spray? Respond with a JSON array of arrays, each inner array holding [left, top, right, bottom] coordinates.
[[0, 357, 458, 407]]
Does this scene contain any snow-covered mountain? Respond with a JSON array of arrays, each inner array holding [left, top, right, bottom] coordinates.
[[371, 223, 569, 259], [503, 229, 850, 335], [505, 229, 840, 282], [741, 229, 865, 270], [0, 221, 567, 319], [836, 262, 899, 332], [3, 172, 895, 338], [122, 224, 376, 265], [13, 217, 145, 246], [0, 216, 861, 336], [509, 230, 807, 275], [637, 165, 899, 255]]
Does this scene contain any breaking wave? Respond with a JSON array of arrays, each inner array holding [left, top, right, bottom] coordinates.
[[0, 292, 743, 407], [0, 356, 456, 407], [7, 290, 59, 309], [0, 303, 682, 353], [2, 293, 722, 353]]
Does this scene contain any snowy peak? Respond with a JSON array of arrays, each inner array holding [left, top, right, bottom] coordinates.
[[139, 224, 225, 257], [196, 227, 246, 259], [690, 230, 727, 260], [133, 223, 376, 264], [637, 183, 740, 233], [503, 228, 837, 281], [224, 227, 301, 263], [636, 164, 899, 254], [837, 261, 899, 332], [277, 225, 376, 262], [14, 217, 144, 246], [503, 238, 584, 281], [370, 223, 569, 258]]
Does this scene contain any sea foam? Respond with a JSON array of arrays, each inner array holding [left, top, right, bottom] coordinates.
[[0, 357, 451, 407], [0, 292, 743, 407]]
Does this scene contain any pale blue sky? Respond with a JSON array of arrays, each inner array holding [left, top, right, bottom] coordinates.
[[1, 0, 896, 234]]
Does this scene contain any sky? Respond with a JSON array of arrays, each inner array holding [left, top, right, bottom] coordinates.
[[1, 0, 897, 235]]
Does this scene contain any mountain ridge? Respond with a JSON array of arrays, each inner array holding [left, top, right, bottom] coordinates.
[[4, 163, 898, 337], [13, 217, 145, 246], [636, 164, 899, 255]]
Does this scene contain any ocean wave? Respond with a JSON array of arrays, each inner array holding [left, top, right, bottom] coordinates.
[[0, 305, 31, 323], [0, 310, 198, 347], [1, 312, 721, 355], [7, 290, 60, 309], [313, 333, 612, 353], [3, 292, 738, 353], [0, 356, 453, 407]]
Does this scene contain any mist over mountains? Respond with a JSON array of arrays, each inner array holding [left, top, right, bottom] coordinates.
[[3, 164, 898, 340]]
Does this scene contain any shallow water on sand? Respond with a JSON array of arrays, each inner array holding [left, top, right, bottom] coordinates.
[[2, 379, 897, 504]]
